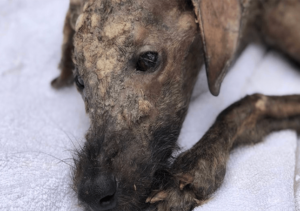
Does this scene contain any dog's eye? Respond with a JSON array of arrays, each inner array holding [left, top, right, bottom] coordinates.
[[75, 75, 84, 90], [136, 52, 158, 72]]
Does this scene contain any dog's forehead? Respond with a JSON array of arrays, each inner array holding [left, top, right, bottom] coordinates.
[[75, 0, 172, 38], [73, 0, 183, 78]]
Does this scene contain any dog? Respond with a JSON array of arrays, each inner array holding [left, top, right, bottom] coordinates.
[[51, 0, 300, 210]]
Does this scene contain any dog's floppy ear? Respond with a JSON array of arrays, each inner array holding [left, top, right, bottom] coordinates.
[[191, 0, 242, 96]]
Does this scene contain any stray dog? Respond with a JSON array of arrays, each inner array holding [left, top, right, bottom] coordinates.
[[51, 0, 300, 210]]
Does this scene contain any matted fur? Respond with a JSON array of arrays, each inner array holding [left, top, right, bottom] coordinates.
[[51, 0, 300, 210]]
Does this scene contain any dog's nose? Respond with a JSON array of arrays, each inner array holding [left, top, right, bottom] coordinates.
[[78, 173, 117, 211]]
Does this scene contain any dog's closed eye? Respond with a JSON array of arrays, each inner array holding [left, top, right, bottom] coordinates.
[[136, 51, 158, 72], [75, 75, 84, 90]]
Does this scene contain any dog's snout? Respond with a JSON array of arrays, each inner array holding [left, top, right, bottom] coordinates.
[[78, 173, 117, 211], [97, 175, 117, 210]]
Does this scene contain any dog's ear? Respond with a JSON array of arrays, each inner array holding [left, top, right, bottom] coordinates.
[[191, 0, 242, 96]]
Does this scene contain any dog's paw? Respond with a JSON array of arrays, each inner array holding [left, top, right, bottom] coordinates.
[[147, 152, 226, 211], [147, 186, 197, 211]]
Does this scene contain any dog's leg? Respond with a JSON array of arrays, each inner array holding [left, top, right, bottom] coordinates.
[[260, 0, 300, 63], [148, 94, 300, 211], [51, 6, 76, 89]]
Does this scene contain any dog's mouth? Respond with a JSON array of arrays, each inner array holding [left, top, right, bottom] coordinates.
[[73, 120, 183, 211], [74, 155, 175, 211], [74, 155, 160, 211]]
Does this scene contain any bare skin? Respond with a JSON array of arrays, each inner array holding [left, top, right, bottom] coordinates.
[[51, 0, 300, 211]]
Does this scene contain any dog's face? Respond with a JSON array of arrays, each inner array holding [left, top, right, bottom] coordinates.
[[72, 0, 203, 210]]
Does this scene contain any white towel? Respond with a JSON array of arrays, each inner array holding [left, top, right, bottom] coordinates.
[[0, 0, 300, 210]]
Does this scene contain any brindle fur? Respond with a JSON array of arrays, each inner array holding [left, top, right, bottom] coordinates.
[[51, 0, 300, 211]]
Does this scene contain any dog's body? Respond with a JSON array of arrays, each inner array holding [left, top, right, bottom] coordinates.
[[52, 0, 300, 210]]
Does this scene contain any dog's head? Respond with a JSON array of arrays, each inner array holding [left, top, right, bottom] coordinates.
[[71, 0, 242, 210]]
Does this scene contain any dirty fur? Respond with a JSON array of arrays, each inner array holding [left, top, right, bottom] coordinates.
[[51, 0, 300, 211]]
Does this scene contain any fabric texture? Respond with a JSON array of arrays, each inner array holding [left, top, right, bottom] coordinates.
[[1, 0, 300, 210]]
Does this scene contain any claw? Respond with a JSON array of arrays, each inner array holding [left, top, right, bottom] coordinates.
[[194, 199, 202, 206], [177, 173, 194, 190], [146, 191, 168, 204], [194, 197, 212, 206]]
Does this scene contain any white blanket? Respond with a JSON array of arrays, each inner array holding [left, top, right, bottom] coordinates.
[[1, 0, 300, 210]]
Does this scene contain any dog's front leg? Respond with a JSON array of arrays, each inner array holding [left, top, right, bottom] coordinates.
[[148, 94, 300, 211]]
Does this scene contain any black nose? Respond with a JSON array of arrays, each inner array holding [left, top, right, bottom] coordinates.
[[78, 173, 117, 211]]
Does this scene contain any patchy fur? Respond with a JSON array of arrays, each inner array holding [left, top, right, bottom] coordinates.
[[51, 0, 300, 210]]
